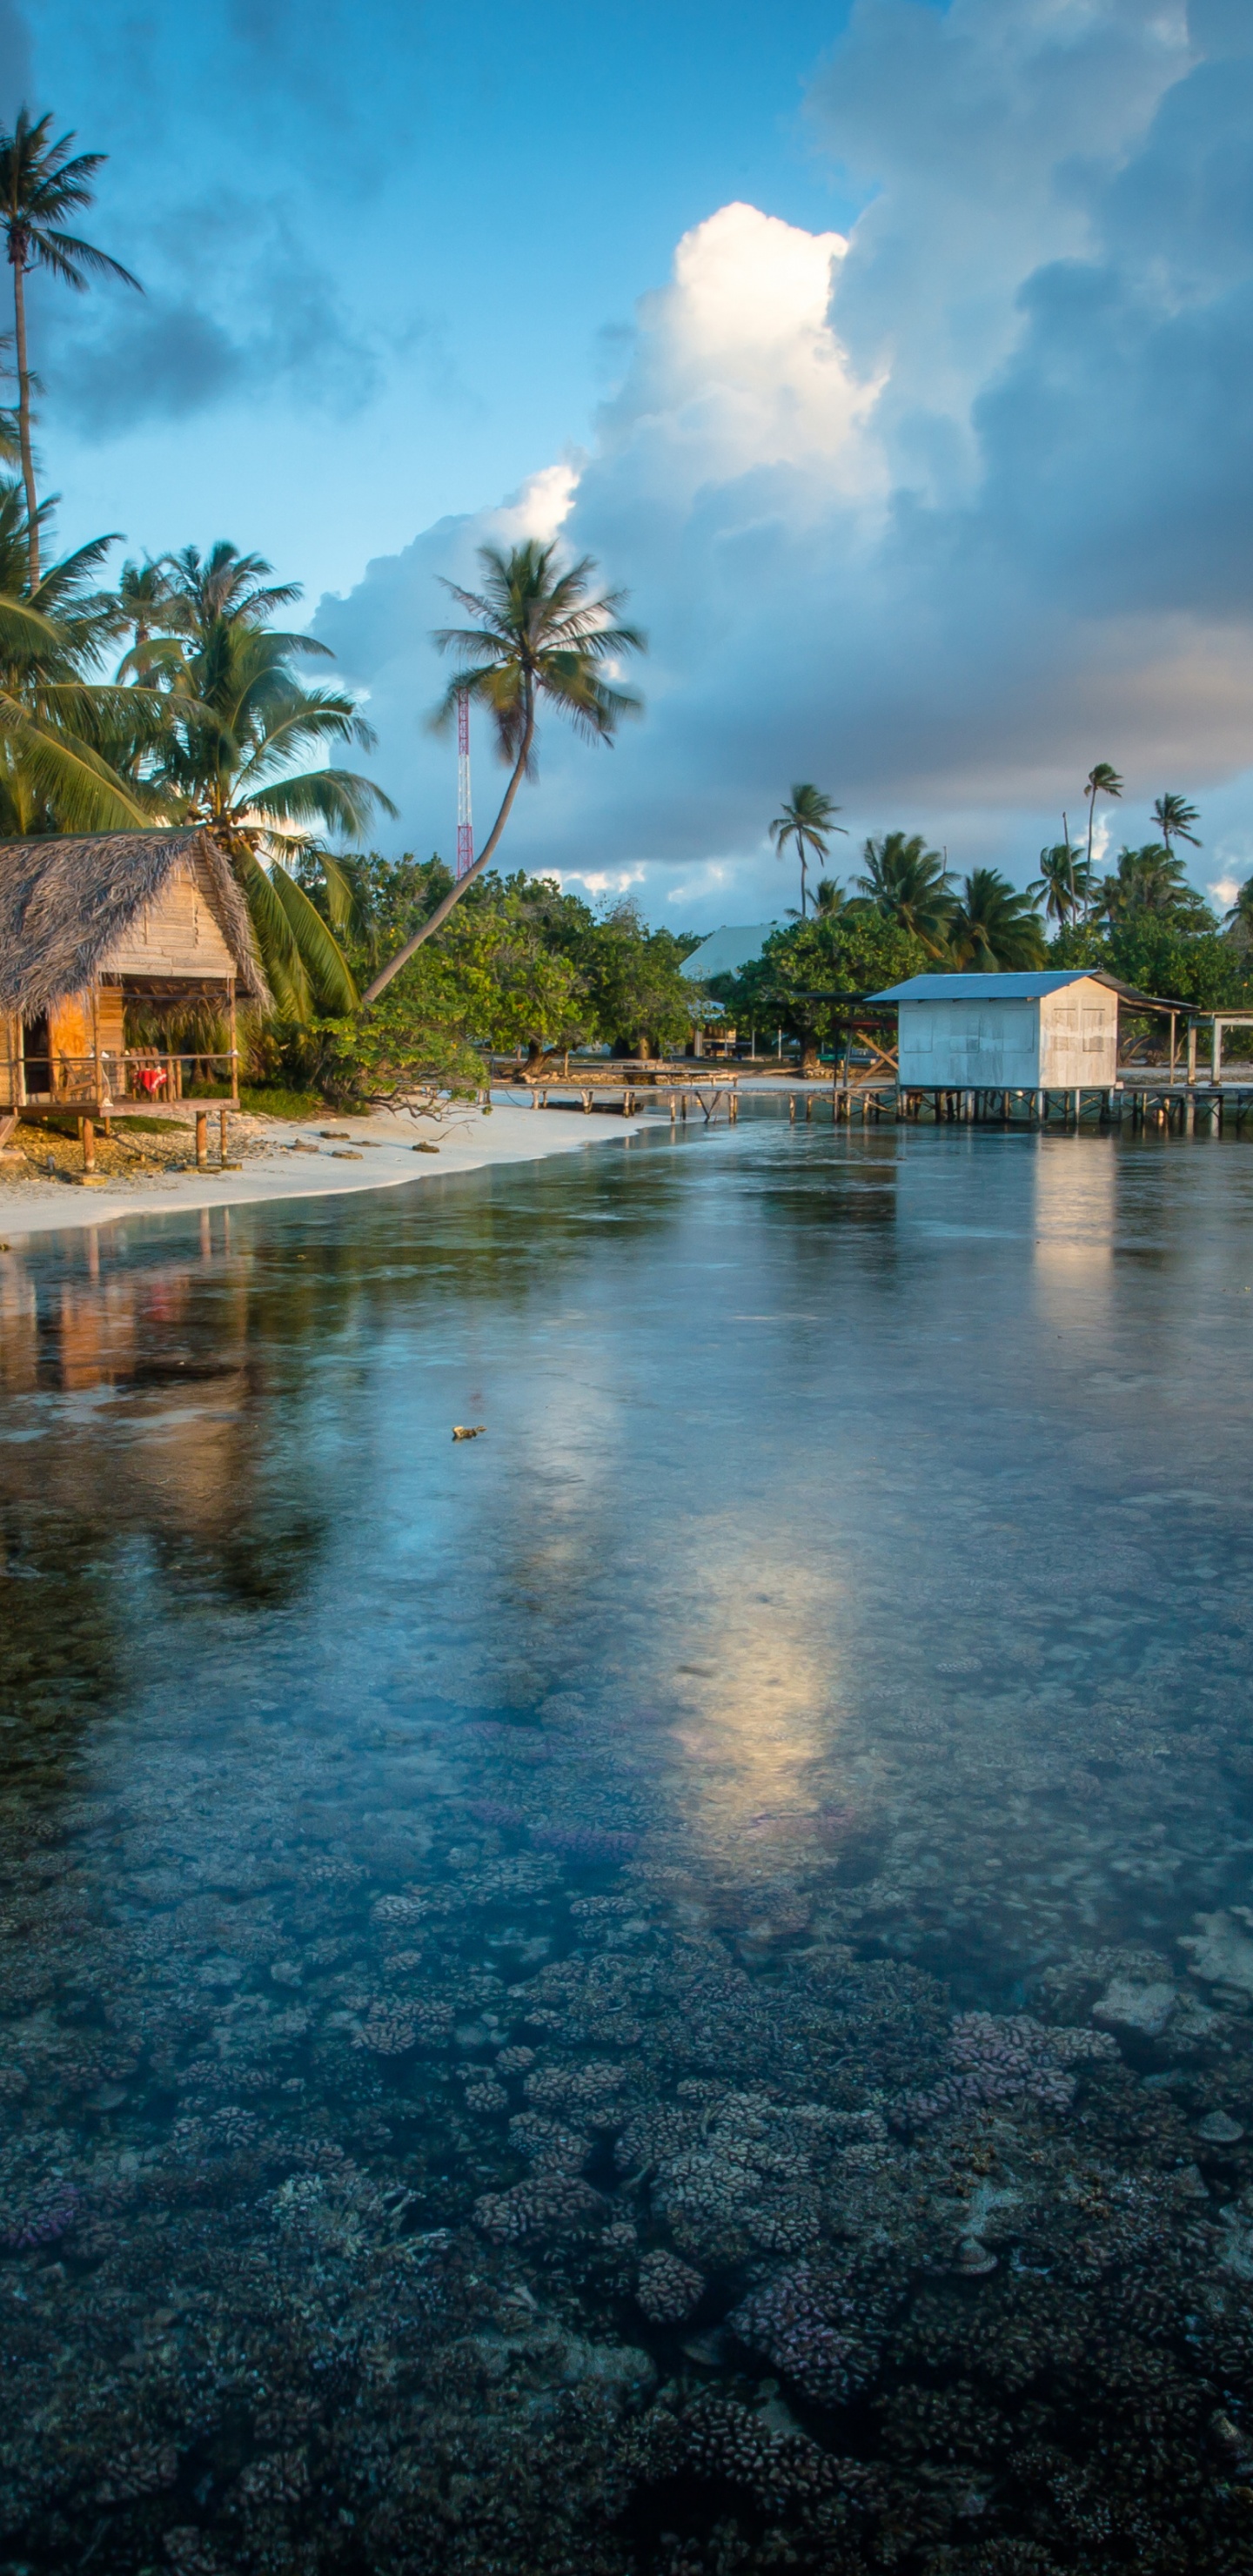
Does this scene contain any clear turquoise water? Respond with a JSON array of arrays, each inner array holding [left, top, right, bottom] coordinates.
[[3, 1110, 1253, 2574]]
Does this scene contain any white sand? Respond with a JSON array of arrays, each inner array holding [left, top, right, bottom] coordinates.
[[0, 1098, 645, 1241]]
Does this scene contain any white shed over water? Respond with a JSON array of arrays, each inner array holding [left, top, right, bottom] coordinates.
[[868, 971, 1120, 1090]]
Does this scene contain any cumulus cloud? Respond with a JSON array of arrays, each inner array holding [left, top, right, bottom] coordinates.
[[318, 0, 1253, 916]]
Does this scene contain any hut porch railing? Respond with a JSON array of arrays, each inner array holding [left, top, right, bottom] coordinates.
[[10, 1049, 241, 1109]]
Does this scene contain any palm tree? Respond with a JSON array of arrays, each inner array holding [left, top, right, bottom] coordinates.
[[116, 555, 171, 654], [135, 541, 396, 1016], [1151, 792, 1201, 855], [768, 783, 844, 920], [946, 869, 1046, 970], [0, 478, 163, 832], [0, 110, 141, 589], [362, 540, 644, 1005], [856, 830, 953, 954], [1027, 842, 1090, 925], [1224, 877, 1253, 943], [1093, 843, 1213, 931], [813, 875, 847, 916], [1083, 761, 1122, 877]]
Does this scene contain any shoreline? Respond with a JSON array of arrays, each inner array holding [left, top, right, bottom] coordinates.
[[0, 1098, 643, 1242]]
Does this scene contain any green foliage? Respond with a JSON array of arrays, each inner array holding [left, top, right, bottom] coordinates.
[[947, 868, 1047, 969], [1091, 842, 1215, 932], [518, 882, 697, 1055], [1048, 916, 1253, 1009], [271, 856, 703, 1098], [855, 831, 953, 953]]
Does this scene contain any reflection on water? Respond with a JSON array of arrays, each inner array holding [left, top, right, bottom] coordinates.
[[3, 1114, 1253, 2573]]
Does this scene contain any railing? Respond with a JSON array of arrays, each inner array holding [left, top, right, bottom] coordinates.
[[7, 1050, 240, 1107]]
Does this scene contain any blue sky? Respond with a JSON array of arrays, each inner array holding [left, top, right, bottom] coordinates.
[[3, 0, 1252, 925]]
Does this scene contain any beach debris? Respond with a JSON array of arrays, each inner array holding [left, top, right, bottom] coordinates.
[[318, 1130, 351, 1139], [452, 1423, 486, 1439], [330, 1150, 364, 1160], [413, 1142, 440, 1152]]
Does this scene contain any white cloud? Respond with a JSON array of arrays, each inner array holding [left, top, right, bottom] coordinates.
[[318, 0, 1253, 923]]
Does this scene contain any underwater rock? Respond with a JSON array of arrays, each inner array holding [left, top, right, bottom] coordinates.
[[1181, 1912, 1253, 1999], [1196, 2110, 1245, 2144], [1093, 1977, 1179, 2039]]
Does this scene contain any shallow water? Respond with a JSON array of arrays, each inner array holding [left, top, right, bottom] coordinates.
[[4, 1108, 1253, 2574]]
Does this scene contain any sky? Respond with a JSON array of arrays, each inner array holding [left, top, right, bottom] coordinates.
[[3, 0, 1253, 926]]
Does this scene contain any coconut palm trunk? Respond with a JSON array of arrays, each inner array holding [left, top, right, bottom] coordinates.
[[360, 688, 534, 1004], [10, 258, 37, 587]]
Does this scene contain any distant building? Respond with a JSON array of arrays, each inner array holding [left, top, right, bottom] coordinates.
[[868, 970, 1121, 1090], [680, 922, 782, 983]]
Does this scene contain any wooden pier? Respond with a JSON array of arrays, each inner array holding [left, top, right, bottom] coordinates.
[[490, 1061, 740, 1123], [781, 1077, 1253, 1131]]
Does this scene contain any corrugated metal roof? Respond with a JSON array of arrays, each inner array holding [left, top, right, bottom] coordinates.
[[867, 972, 1110, 1003], [680, 922, 781, 981]]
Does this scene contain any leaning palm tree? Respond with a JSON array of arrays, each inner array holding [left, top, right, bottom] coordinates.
[[1151, 792, 1201, 855], [361, 540, 645, 1004], [946, 869, 1046, 970], [135, 544, 396, 1015], [856, 830, 953, 954], [0, 110, 141, 588], [1027, 842, 1090, 925], [1083, 761, 1122, 877], [769, 783, 844, 920]]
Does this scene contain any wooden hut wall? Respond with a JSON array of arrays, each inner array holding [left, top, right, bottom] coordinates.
[[101, 849, 238, 983]]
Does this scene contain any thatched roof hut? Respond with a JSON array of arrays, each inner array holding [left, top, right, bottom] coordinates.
[[0, 828, 266, 1016], [0, 828, 267, 1114]]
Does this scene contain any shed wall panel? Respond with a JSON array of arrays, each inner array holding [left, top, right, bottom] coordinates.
[[1039, 983, 1117, 1084], [898, 997, 1041, 1088]]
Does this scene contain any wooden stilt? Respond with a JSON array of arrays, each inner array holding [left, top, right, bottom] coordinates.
[[228, 979, 239, 1104], [195, 1110, 208, 1171], [82, 1117, 95, 1174], [220, 1105, 230, 1163]]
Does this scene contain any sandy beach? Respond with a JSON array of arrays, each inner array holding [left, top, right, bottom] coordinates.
[[0, 1096, 644, 1240]]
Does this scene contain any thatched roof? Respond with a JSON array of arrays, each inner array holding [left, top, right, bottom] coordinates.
[[0, 829, 268, 1015]]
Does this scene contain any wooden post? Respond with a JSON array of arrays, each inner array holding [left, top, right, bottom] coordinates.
[[1215, 1019, 1225, 1085], [90, 980, 102, 1112], [1187, 1023, 1198, 1088], [82, 1117, 95, 1174], [220, 1105, 230, 1163], [805, 1092, 814, 1121], [195, 1110, 208, 1171], [228, 978, 239, 1105], [669, 1095, 676, 1122], [1169, 1011, 1177, 1082]]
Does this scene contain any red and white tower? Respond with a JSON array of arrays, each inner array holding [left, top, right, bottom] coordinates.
[[456, 690, 474, 879]]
